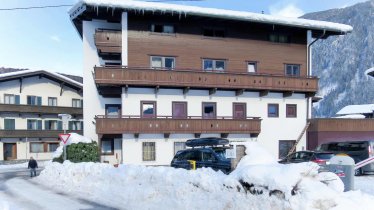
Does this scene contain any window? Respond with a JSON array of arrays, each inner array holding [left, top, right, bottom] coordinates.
[[44, 120, 58, 130], [151, 24, 174, 34], [203, 59, 225, 71], [72, 99, 82, 108], [143, 142, 156, 161], [269, 34, 290, 43], [268, 104, 279, 118], [150, 56, 175, 69], [30, 143, 44, 153], [106, 104, 121, 117], [233, 103, 246, 119], [203, 28, 225, 38], [101, 139, 114, 155], [174, 142, 186, 155], [202, 102, 216, 119], [4, 94, 19, 104], [286, 104, 297, 118], [172, 102, 187, 119], [48, 97, 57, 106], [27, 119, 42, 130], [69, 121, 83, 130], [4, 119, 15, 130], [27, 96, 42, 106], [47, 143, 59, 152], [247, 62, 257, 73], [285, 64, 300, 76], [279, 140, 296, 159], [141, 101, 156, 118]]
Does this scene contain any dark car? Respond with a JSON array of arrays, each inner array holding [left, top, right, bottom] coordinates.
[[316, 140, 374, 175], [279, 151, 334, 171], [171, 137, 231, 173]]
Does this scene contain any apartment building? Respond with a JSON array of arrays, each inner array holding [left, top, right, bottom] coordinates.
[[0, 69, 83, 161], [69, 0, 352, 165]]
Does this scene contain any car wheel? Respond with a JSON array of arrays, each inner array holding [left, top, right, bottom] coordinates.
[[355, 168, 363, 176]]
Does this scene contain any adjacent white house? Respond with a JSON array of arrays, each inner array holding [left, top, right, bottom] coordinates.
[[0, 69, 83, 161], [69, 0, 352, 165]]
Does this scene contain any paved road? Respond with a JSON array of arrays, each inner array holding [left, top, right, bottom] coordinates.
[[0, 168, 118, 210]]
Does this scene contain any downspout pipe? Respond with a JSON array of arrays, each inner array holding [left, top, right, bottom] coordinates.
[[306, 30, 326, 120]]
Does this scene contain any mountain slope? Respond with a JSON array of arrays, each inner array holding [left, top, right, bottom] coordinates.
[[302, 0, 374, 117]]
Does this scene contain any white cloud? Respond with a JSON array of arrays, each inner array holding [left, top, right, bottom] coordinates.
[[269, 3, 305, 18], [50, 35, 61, 42]]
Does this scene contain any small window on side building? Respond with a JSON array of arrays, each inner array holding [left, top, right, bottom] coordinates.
[[143, 142, 156, 161], [285, 64, 300, 76], [286, 104, 297, 118], [247, 62, 257, 73], [268, 104, 279, 118]]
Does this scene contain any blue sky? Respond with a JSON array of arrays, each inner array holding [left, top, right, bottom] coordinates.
[[0, 0, 366, 76]]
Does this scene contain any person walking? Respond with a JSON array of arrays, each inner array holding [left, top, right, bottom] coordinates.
[[28, 157, 38, 177]]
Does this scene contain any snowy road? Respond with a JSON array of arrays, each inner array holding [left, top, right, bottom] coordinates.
[[0, 168, 118, 210]]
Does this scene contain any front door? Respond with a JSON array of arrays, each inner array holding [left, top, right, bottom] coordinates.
[[233, 103, 246, 119], [172, 102, 187, 119], [4, 143, 17, 160]]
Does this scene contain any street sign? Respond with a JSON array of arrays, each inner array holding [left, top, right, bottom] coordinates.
[[59, 133, 71, 144]]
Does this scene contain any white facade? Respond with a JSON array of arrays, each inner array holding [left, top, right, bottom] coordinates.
[[0, 73, 83, 161], [81, 13, 309, 166]]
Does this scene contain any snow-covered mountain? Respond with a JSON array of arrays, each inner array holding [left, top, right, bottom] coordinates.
[[302, 0, 374, 117]]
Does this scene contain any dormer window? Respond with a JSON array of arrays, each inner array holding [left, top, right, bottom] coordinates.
[[269, 33, 290, 43], [151, 24, 175, 34]]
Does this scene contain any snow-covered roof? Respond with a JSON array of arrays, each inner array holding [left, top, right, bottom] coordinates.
[[365, 67, 374, 77], [336, 104, 374, 115], [0, 69, 83, 89], [70, 0, 353, 34], [335, 114, 366, 119]]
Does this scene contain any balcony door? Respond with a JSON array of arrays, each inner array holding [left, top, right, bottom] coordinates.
[[172, 102, 187, 119], [202, 102, 216, 119], [233, 103, 246, 119]]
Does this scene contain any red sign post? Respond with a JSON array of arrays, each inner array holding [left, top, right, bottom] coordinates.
[[59, 134, 71, 144]]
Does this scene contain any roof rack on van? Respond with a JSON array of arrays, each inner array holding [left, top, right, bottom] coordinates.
[[186, 137, 229, 148]]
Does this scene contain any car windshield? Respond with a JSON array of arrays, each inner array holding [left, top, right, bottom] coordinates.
[[214, 150, 227, 160], [315, 153, 334, 160], [319, 142, 367, 152]]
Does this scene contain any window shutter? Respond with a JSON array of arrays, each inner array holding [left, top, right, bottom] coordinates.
[[80, 121, 83, 130], [15, 95, 20, 104], [44, 120, 49, 130], [37, 97, 42, 106], [58, 121, 63, 130], [69, 121, 73, 130], [37, 120, 42, 130], [80, 99, 83, 108]]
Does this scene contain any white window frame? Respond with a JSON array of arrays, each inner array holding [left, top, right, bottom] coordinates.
[[202, 59, 226, 71], [247, 61, 257, 73], [4, 94, 15, 104], [150, 56, 175, 69], [48, 97, 57, 106]]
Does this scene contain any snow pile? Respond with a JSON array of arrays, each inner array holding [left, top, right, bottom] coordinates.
[[336, 104, 374, 115], [70, 0, 353, 33], [37, 142, 374, 210], [52, 133, 93, 158]]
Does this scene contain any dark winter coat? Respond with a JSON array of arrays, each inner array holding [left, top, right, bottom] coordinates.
[[28, 159, 38, 169]]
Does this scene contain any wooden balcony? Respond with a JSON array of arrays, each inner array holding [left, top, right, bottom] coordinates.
[[0, 104, 82, 116], [94, 29, 121, 55], [95, 115, 261, 138], [94, 66, 318, 97], [309, 118, 374, 132], [0, 130, 83, 139]]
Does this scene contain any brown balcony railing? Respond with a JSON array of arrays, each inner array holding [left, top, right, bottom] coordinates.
[[95, 115, 261, 137], [94, 66, 318, 97], [0, 130, 83, 138], [0, 104, 82, 116], [94, 29, 121, 54], [309, 118, 374, 132]]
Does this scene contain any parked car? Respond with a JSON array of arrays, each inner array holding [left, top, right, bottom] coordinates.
[[316, 140, 374, 175], [279, 151, 334, 171], [170, 137, 231, 174]]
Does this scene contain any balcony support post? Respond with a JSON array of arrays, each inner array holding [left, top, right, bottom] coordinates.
[[60, 83, 65, 96], [155, 86, 160, 94], [194, 133, 201, 138], [235, 89, 245, 96], [164, 133, 170, 139], [283, 91, 293, 98], [209, 88, 217, 95], [221, 133, 229, 138], [259, 90, 269, 97], [183, 87, 190, 95]]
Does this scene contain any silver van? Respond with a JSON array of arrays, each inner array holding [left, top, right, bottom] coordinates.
[[316, 140, 374, 175]]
